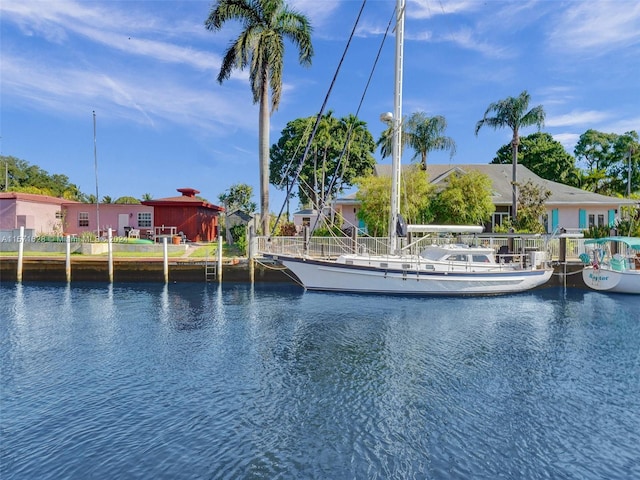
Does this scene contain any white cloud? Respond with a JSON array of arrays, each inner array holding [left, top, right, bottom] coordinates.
[[546, 110, 612, 128], [440, 28, 515, 59], [1, 52, 255, 133], [549, 0, 640, 53], [409, 0, 480, 19], [552, 132, 580, 151], [290, 0, 341, 26]]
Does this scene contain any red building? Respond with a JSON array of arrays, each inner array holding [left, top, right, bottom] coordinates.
[[142, 188, 224, 242]]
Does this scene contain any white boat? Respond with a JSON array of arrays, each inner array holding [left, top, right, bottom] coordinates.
[[581, 236, 640, 294], [269, 241, 552, 295], [262, 0, 553, 295]]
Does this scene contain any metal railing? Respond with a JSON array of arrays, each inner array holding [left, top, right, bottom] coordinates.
[[257, 234, 588, 262]]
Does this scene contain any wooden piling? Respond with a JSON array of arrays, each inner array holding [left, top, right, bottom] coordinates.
[[17, 226, 24, 283], [66, 235, 71, 282]]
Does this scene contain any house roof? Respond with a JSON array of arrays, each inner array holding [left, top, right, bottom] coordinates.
[[373, 164, 637, 207], [226, 209, 254, 222], [0, 191, 79, 205], [293, 209, 317, 215], [141, 188, 224, 211]]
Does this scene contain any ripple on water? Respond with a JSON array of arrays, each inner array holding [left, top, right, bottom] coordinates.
[[1, 284, 640, 479]]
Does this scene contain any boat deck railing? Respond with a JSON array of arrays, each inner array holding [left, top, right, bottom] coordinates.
[[257, 234, 588, 263]]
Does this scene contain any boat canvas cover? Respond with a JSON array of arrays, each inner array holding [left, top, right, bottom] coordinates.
[[584, 236, 640, 250]]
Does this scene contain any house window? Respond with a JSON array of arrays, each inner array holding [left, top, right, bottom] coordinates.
[[588, 214, 595, 228], [137, 212, 152, 228], [78, 212, 89, 227], [55, 210, 64, 219], [302, 217, 310, 227], [597, 214, 605, 227]]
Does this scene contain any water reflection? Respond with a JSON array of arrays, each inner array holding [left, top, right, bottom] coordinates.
[[1, 284, 639, 480]]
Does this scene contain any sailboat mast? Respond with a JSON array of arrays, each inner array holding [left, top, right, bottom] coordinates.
[[389, 0, 405, 255]]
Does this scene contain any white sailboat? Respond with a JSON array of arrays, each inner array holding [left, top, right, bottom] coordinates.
[[263, 0, 553, 295]]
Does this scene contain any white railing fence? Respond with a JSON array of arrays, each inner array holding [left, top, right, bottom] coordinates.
[[257, 234, 588, 262]]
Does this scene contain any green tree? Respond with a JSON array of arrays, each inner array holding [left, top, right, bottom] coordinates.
[[573, 129, 618, 194], [492, 132, 580, 186], [205, 0, 313, 235], [431, 171, 495, 225], [102, 195, 113, 204], [218, 183, 257, 213], [141, 193, 153, 201], [475, 90, 545, 221], [114, 196, 141, 204], [270, 112, 375, 209], [607, 131, 639, 196], [1, 155, 85, 200], [513, 180, 551, 233], [355, 165, 434, 236]]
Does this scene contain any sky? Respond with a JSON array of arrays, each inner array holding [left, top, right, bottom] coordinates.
[[1, 0, 639, 211]]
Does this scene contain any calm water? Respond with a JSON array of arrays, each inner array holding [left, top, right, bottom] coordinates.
[[1, 282, 639, 480]]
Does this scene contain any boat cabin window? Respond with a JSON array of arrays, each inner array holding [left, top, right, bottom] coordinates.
[[472, 255, 491, 263], [446, 254, 468, 262]]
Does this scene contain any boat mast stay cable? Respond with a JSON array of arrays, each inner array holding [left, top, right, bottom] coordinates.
[[269, 0, 368, 238], [307, 7, 395, 239]]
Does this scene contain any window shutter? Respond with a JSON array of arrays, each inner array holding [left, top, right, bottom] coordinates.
[[551, 209, 559, 231], [579, 209, 587, 229]]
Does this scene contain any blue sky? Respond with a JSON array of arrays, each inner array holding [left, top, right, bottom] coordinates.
[[1, 0, 639, 210]]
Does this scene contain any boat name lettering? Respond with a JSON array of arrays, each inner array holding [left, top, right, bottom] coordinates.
[[589, 272, 609, 281]]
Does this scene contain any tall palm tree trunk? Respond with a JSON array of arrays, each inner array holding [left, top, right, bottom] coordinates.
[[258, 77, 270, 235], [511, 135, 518, 222]]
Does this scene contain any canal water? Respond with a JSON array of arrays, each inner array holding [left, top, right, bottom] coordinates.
[[1, 283, 639, 479]]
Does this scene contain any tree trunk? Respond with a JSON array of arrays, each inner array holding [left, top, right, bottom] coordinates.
[[258, 78, 270, 235], [511, 134, 519, 222]]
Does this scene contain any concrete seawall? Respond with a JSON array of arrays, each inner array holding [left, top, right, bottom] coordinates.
[[0, 257, 588, 289]]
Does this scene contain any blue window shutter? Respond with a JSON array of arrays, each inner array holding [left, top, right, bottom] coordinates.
[[608, 209, 616, 227], [552, 209, 559, 230], [579, 209, 587, 229]]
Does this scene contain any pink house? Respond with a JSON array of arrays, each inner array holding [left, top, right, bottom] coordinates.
[[63, 203, 154, 237], [0, 192, 75, 239]]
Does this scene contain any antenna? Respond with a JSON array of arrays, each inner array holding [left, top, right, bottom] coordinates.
[[93, 111, 100, 236]]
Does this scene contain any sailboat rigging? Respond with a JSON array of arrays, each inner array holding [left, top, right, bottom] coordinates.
[[261, 0, 553, 295]]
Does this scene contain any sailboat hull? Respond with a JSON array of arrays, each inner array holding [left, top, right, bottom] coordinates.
[[582, 266, 640, 294], [274, 255, 553, 296]]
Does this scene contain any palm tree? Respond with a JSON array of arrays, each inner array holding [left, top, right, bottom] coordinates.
[[475, 90, 545, 222], [205, 0, 313, 235], [406, 112, 456, 169], [377, 116, 408, 160], [377, 112, 455, 170]]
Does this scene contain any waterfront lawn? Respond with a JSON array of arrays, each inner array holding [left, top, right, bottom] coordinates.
[[189, 243, 244, 258]]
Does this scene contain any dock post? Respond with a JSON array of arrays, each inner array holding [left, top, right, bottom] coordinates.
[[559, 230, 567, 288], [163, 237, 169, 283], [108, 228, 114, 283], [17, 226, 24, 283], [66, 234, 72, 282], [217, 235, 223, 283]]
